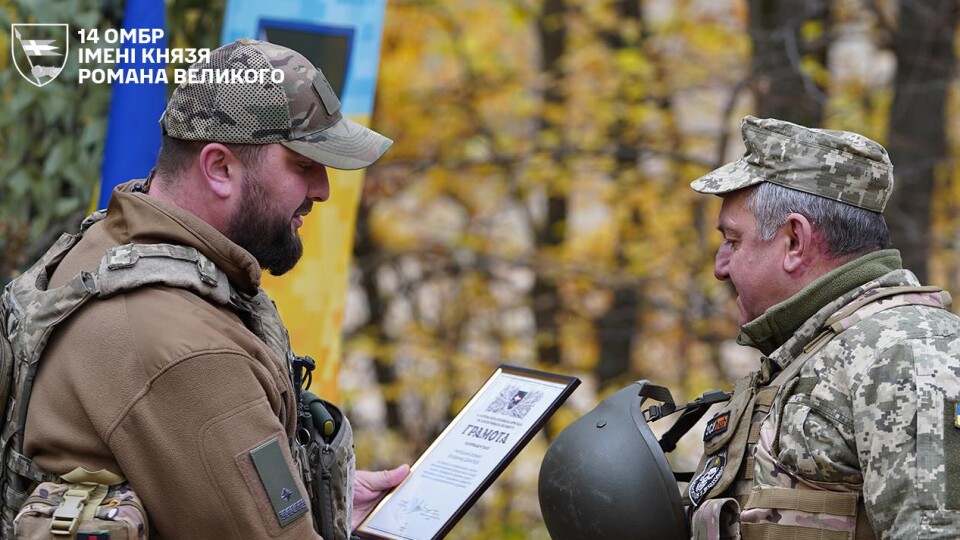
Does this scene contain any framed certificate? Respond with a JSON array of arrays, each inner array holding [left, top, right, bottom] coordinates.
[[355, 365, 580, 540]]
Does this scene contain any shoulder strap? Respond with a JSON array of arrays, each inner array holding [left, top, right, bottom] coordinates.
[[95, 243, 291, 362], [6, 242, 237, 430], [825, 285, 948, 333], [92, 242, 233, 305]]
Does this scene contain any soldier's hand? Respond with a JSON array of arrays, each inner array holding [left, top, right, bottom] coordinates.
[[351, 464, 410, 529]]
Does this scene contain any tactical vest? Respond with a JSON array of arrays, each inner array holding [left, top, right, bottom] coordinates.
[[687, 285, 950, 540], [0, 211, 354, 538]]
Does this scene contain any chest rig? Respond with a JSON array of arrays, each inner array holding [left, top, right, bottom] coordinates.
[[0, 211, 355, 539], [687, 285, 950, 540]]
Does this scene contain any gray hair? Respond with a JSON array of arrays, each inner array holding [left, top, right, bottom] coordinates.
[[746, 182, 891, 257]]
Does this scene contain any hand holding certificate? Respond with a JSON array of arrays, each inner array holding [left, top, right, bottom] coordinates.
[[355, 365, 579, 540]]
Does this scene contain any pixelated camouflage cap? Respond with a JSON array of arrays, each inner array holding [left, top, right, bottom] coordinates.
[[160, 38, 392, 170], [690, 116, 894, 212]]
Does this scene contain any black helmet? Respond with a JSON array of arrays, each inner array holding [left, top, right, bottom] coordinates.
[[538, 381, 689, 540]]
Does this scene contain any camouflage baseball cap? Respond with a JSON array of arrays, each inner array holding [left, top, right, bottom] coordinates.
[[160, 38, 392, 170], [690, 116, 894, 212]]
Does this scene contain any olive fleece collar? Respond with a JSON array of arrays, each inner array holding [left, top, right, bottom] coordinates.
[[736, 249, 902, 355]]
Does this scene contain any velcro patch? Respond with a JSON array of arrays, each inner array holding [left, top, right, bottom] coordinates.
[[313, 75, 341, 117], [689, 449, 726, 507], [249, 437, 308, 526], [704, 411, 730, 441]]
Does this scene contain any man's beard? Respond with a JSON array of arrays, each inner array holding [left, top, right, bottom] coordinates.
[[226, 170, 304, 276]]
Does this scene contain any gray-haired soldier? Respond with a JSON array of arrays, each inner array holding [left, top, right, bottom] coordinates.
[[686, 116, 960, 538]]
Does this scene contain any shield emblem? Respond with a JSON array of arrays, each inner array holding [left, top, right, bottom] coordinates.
[[508, 390, 528, 410], [10, 24, 69, 87]]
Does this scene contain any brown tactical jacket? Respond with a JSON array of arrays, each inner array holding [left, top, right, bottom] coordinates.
[[22, 186, 321, 539]]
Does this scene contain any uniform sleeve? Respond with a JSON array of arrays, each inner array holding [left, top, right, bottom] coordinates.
[[853, 339, 960, 538], [106, 351, 322, 540]]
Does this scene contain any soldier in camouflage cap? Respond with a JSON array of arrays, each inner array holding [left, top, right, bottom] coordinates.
[[683, 116, 960, 538], [162, 38, 392, 170], [21, 39, 408, 540]]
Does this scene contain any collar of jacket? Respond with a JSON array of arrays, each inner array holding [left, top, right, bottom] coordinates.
[[736, 249, 904, 356], [102, 180, 262, 294]]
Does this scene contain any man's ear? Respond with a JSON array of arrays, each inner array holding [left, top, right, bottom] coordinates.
[[783, 213, 815, 273], [198, 143, 241, 199]]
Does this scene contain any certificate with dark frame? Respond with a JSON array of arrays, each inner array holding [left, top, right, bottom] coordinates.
[[355, 365, 580, 540]]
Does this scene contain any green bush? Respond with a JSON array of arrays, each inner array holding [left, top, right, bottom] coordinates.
[[0, 0, 111, 282]]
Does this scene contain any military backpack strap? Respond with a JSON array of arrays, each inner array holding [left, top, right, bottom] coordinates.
[[6, 242, 235, 456], [0, 236, 243, 537], [95, 243, 232, 304], [686, 340, 844, 537], [0, 212, 109, 536], [229, 290, 294, 364]]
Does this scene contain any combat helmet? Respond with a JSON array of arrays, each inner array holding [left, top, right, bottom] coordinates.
[[538, 381, 728, 540]]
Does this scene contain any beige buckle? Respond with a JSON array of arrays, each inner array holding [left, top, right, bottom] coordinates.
[[49, 489, 91, 536]]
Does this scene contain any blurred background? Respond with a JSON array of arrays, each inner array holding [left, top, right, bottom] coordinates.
[[2, 0, 960, 538]]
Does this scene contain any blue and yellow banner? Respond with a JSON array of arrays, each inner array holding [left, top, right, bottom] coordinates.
[[95, 0, 167, 210]]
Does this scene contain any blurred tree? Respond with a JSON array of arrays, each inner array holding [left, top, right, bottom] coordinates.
[[0, 0, 110, 284], [353, 197, 404, 430], [0, 0, 224, 286], [531, 0, 568, 369], [592, 0, 645, 390], [885, 0, 958, 282], [747, 0, 828, 125]]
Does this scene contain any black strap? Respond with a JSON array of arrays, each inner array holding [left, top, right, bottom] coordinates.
[[674, 471, 694, 482], [638, 383, 678, 421], [658, 389, 731, 454]]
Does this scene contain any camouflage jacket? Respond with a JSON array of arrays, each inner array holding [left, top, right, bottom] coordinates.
[[692, 251, 960, 539]]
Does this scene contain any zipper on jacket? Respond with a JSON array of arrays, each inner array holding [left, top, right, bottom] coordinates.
[[318, 442, 336, 540]]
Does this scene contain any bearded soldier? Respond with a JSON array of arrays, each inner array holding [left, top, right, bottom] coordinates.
[[13, 39, 408, 538]]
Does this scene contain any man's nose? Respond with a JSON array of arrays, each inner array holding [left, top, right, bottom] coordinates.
[[714, 244, 730, 281], [309, 165, 330, 202]]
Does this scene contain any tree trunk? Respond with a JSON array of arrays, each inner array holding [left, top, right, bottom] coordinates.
[[353, 202, 403, 430], [594, 0, 645, 388], [885, 0, 958, 282], [748, 0, 828, 126], [532, 0, 568, 367]]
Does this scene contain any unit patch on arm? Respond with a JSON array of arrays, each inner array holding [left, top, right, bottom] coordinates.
[[703, 411, 730, 441], [250, 437, 308, 526], [689, 449, 727, 507]]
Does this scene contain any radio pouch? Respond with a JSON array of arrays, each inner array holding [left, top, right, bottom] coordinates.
[[301, 394, 355, 540]]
